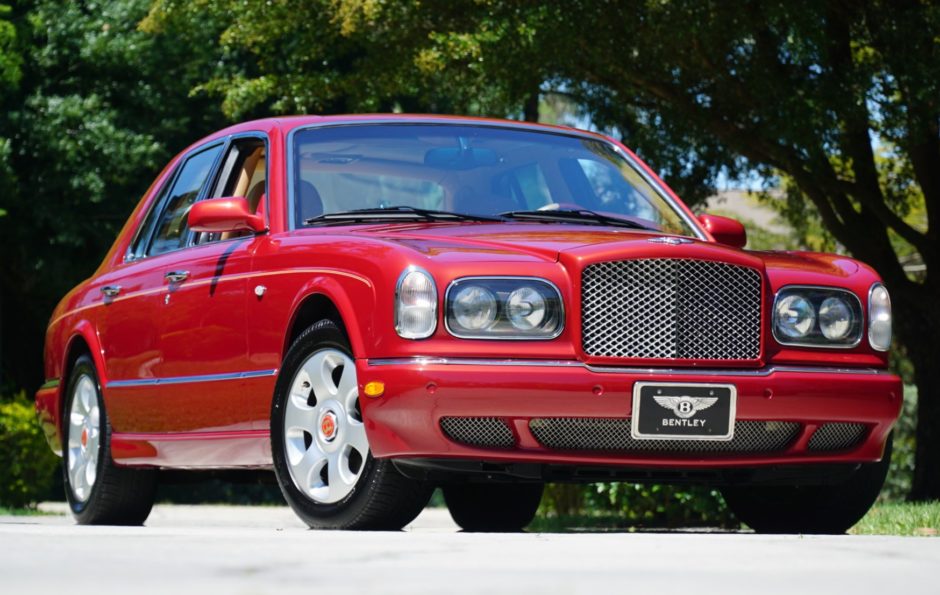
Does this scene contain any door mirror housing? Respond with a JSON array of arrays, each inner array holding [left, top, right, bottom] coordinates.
[[188, 197, 266, 234], [698, 213, 747, 249]]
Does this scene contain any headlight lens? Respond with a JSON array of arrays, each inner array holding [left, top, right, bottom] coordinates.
[[395, 268, 437, 339], [446, 278, 563, 339], [819, 296, 852, 340], [868, 283, 892, 351], [774, 294, 816, 339], [452, 285, 498, 330], [507, 287, 547, 330], [773, 287, 862, 347]]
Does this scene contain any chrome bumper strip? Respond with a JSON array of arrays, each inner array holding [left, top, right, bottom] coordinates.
[[107, 369, 277, 389], [366, 357, 891, 377]]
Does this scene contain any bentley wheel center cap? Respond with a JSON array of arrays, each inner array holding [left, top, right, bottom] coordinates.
[[320, 411, 339, 442]]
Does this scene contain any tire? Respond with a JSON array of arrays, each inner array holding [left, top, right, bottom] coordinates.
[[443, 483, 544, 532], [271, 319, 432, 530], [62, 354, 157, 525], [721, 435, 893, 534]]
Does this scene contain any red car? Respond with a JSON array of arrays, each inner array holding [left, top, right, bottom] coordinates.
[[36, 115, 901, 533]]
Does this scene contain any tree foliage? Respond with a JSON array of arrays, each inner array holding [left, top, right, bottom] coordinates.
[[0, 0, 227, 393]]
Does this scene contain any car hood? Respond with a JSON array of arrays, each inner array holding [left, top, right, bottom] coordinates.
[[354, 222, 694, 262], [348, 222, 862, 280]]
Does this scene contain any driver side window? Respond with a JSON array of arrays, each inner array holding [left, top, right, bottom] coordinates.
[[147, 145, 223, 257]]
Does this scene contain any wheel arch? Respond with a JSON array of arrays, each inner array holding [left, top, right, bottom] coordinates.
[[282, 280, 369, 361]]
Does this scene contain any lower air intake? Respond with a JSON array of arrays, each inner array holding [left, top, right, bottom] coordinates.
[[807, 423, 867, 452], [440, 417, 515, 449], [529, 418, 800, 453]]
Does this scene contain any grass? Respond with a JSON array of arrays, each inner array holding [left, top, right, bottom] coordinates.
[[0, 505, 55, 516], [851, 501, 940, 537], [529, 502, 940, 536]]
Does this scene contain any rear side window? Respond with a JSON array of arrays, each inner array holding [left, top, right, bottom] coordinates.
[[146, 145, 223, 257]]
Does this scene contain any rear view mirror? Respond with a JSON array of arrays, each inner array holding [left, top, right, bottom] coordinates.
[[188, 197, 266, 234], [424, 147, 499, 169], [698, 213, 747, 249]]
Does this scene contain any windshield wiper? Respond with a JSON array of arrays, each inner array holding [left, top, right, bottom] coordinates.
[[498, 208, 654, 230], [305, 206, 504, 226]]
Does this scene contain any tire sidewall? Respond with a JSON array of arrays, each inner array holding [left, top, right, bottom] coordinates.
[[270, 320, 378, 527]]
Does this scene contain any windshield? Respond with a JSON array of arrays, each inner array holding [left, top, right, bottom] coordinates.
[[291, 124, 697, 236]]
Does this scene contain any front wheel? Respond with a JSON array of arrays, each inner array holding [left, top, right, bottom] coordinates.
[[271, 320, 432, 530], [443, 483, 545, 532], [721, 435, 892, 534]]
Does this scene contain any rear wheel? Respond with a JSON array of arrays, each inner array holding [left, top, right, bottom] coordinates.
[[271, 319, 432, 529], [721, 435, 892, 534], [63, 355, 156, 525], [443, 483, 544, 532]]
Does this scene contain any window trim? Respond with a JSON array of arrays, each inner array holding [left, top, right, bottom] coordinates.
[[185, 131, 271, 250]]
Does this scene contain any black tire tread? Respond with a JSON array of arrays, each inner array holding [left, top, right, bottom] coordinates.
[[443, 483, 544, 532], [721, 435, 893, 534]]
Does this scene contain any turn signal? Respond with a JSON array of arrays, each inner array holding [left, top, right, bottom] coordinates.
[[363, 381, 385, 398]]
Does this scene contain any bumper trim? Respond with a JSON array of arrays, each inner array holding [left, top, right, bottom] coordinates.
[[366, 357, 890, 377]]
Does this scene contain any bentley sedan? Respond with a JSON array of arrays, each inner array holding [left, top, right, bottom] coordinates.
[[36, 115, 901, 533]]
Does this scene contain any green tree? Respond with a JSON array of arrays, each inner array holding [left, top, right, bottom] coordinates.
[[0, 0, 227, 393], [146, 0, 940, 500]]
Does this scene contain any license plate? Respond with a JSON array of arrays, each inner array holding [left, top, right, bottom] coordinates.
[[631, 382, 736, 441]]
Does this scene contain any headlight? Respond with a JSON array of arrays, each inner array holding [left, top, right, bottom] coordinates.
[[819, 296, 852, 340], [445, 277, 563, 339], [452, 285, 498, 330], [395, 267, 437, 339], [772, 286, 862, 347], [868, 283, 892, 351], [774, 294, 816, 339]]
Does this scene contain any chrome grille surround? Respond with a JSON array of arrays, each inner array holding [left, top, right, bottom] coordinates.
[[529, 418, 800, 453], [440, 417, 515, 449], [807, 423, 868, 452], [581, 259, 762, 360]]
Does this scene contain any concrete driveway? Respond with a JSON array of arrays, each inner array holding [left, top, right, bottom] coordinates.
[[1, 504, 937, 594]]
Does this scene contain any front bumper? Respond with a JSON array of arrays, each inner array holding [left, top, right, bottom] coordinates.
[[357, 358, 902, 468]]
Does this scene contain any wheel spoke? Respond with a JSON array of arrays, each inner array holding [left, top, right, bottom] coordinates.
[[285, 396, 317, 432], [345, 421, 369, 458], [293, 445, 327, 492], [327, 450, 353, 499], [303, 350, 337, 399]]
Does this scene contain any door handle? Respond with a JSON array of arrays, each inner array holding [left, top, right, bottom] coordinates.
[[164, 270, 190, 284], [101, 285, 121, 298]]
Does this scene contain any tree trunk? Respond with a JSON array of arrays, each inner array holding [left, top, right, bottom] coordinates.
[[523, 90, 540, 123], [892, 284, 940, 500]]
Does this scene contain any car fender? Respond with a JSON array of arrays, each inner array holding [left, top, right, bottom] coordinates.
[[284, 274, 374, 360]]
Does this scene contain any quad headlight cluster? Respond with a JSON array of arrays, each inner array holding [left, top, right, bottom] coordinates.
[[445, 277, 564, 339], [395, 270, 564, 340], [773, 284, 891, 350]]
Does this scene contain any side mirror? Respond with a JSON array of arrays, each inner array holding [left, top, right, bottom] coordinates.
[[698, 213, 747, 249], [188, 197, 266, 234]]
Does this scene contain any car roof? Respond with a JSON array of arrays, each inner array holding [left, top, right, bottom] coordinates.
[[205, 113, 612, 144]]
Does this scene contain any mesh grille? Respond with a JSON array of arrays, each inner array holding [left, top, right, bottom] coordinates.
[[529, 418, 800, 453], [807, 423, 867, 452], [440, 417, 515, 449], [581, 259, 762, 360]]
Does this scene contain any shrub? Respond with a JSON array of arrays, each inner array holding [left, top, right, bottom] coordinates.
[[0, 395, 60, 508], [881, 385, 917, 501]]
